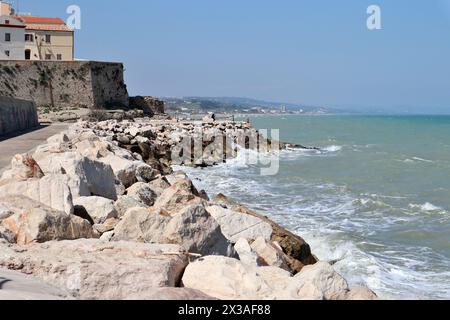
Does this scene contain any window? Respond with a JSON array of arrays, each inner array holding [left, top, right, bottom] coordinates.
[[5, 50, 10, 57], [57, 54, 62, 61], [25, 34, 34, 42], [5, 33, 11, 42], [45, 34, 51, 43], [45, 54, 52, 60], [5, 20, 9, 24]]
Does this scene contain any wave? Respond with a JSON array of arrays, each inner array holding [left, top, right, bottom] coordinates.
[[412, 157, 434, 163], [176, 143, 450, 300], [400, 157, 435, 164]]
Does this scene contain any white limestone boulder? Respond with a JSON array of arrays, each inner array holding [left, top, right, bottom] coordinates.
[[73, 196, 118, 224], [0, 196, 95, 245], [35, 152, 117, 200], [99, 155, 141, 188], [0, 174, 74, 215], [0, 240, 189, 300], [114, 195, 149, 218], [234, 238, 259, 266], [147, 176, 171, 197], [250, 237, 290, 271], [206, 205, 273, 243], [181, 256, 273, 300], [345, 287, 378, 300], [153, 178, 205, 214], [1, 154, 44, 181], [126, 182, 157, 206], [285, 262, 350, 300], [112, 205, 229, 256]]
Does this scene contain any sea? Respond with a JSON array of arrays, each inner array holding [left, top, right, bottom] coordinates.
[[178, 115, 450, 300]]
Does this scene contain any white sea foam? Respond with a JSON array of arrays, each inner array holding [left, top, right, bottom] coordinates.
[[409, 202, 442, 212], [412, 157, 434, 163], [401, 157, 434, 164], [322, 145, 343, 152]]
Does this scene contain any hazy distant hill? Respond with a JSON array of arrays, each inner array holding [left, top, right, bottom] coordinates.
[[163, 96, 335, 114]]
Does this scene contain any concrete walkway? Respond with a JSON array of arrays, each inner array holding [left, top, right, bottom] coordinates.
[[0, 268, 70, 300], [0, 123, 68, 172]]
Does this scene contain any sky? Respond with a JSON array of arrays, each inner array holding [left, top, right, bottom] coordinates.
[[14, 0, 450, 113]]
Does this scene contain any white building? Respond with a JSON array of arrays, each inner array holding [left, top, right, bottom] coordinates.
[[16, 16, 74, 61], [0, 15, 25, 60]]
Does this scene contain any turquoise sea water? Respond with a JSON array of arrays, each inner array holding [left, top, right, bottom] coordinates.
[[182, 115, 450, 299]]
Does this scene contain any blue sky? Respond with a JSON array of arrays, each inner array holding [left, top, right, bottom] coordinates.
[[15, 0, 450, 113]]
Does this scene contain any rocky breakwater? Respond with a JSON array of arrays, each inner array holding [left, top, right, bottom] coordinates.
[[0, 117, 377, 300]]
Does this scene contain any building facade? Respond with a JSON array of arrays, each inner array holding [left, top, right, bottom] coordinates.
[[16, 16, 74, 61], [0, 16, 25, 60], [0, 1, 74, 61], [0, 1, 12, 16]]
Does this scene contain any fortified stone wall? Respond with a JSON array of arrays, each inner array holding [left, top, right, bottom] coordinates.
[[0, 96, 38, 136], [0, 61, 129, 111], [129, 96, 165, 116]]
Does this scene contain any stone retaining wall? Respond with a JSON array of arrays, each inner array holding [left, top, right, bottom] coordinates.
[[0, 96, 38, 136]]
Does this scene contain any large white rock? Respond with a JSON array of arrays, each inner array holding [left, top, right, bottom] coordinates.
[[181, 257, 359, 300], [135, 164, 158, 183], [181, 256, 273, 300], [153, 178, 205, 214], [0, 203, 14, 220], [234, 238, 259, 267], [250, 237, 290, 271], [1, 154, 44, 181], [112, 205, 229, 256], [75, 139, 112, 159], [0, 240, 189, 300], [147, 176, 171, 197], [206, 205, 273, 243], [99, 155, 141, 188], [35, 152, 117, 200], [286, 262, 350, 300], [46, 132, 70, 145], [114, 195, 149, 218], [0, 196, 95, 245], [345, 287, 378, 300], [0, 174, 74, 215], [126, 182, 157, 206], [73, 196, 118, 224]]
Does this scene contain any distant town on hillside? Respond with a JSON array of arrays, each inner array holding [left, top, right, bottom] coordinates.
[[163, 96, 336, 116]]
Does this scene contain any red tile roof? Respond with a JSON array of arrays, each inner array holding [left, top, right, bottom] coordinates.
[[15, 16, 66, 25], [14, 16, 72, 32]]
